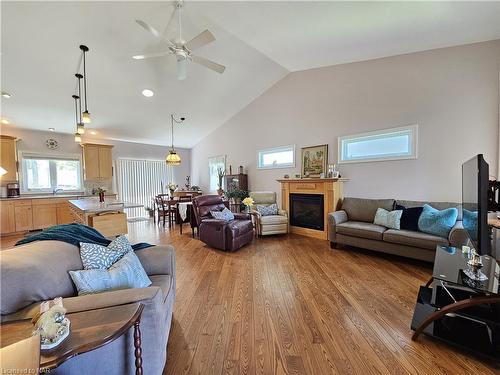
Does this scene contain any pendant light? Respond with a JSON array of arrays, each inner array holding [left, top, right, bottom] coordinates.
[[80, 45, 91, 123], [73, 95, 82, 143], [166, 115, 185, 166], [75, 74, 85, 134]]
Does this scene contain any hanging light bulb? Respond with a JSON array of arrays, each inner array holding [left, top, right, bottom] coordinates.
[[77, 123, 85, 135], [166, 115, 185, 165], [74, 74, 85, 134], [80, 45, 91, 123], [72, 94, 83, 142], [74, 133, 82, 143]]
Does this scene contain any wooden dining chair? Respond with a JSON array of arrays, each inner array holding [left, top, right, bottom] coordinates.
[[155, 195, 176, 227]]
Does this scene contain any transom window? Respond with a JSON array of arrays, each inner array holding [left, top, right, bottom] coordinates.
[[257, 145, 295, 169], [20, 153, 83, 193], [338, 125, 418, 164]]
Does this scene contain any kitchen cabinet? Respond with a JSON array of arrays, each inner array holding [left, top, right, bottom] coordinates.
[[0, 135, 18, 182], [14, 201, 33, 232], [82, 143, 113, 180], [0, 201, 16, 234], [56, 202, 74, 224], [32, 201, 58, 229]]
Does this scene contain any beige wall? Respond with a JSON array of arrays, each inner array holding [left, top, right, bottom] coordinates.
[[191, 40, 500, 202], [0, 126, 191, 192]]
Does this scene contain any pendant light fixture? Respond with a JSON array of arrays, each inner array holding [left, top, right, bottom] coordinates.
[[166, 114, 185, 166], [75, 74, 85, 135], [80, 45, 91, 124], [73, 95, 82, 143]]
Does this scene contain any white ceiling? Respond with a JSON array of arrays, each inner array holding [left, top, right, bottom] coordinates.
[[2, 1, 500, 148]]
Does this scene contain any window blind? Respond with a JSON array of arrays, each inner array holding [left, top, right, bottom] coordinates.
[[115, 159, 172, 218]]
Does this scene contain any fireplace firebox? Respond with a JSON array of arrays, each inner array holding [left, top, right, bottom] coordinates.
[[290, 193, 324, 231]]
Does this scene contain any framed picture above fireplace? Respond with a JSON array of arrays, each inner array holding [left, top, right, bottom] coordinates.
[[301, 144, 328, 178]]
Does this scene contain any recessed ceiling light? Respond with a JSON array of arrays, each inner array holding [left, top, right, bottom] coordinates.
[[142, 89, 154, 97], [48, 127, 55, 132], [133, 55, 145, 60], [1, 119, 10, 125], [1, 92, 12, 99], [90, 131, 97, 135]]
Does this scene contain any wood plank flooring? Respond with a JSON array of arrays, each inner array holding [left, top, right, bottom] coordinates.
[[2, 221, 498, 374]]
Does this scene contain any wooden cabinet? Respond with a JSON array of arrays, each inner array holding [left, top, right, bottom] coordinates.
[[56, 202, 74, 224], [32, 201, 58, 230], [82, 143, 113, 180], [14, 201, 33, 232], [0, 201, 16, 234], [0, 135, 18, 182], [225, 174, 248, 192]]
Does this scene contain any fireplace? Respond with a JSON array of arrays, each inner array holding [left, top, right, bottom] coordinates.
[[290, 193, 324, 231]]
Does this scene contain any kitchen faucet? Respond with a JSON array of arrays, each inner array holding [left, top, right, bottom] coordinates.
[[53, 188, 63, 195]]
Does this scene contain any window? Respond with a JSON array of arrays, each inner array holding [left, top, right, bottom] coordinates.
[[21, 153, 83, 193], [257, 145, 295, 169], [115, 158, 172, 218], [338, 125, 418, 164], [208, 155, 226, 193]]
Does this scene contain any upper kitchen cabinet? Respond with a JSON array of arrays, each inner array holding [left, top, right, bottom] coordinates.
[[0, 135, 18, 182], [82, 143, 113, 180]]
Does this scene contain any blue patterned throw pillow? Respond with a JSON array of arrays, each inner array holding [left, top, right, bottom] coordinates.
[[210, 207, 235, 221], [256, 204, 278, 216], [418, 204, 458, 238], [80, 235, 132, 270], [69, 251, 151, 295]]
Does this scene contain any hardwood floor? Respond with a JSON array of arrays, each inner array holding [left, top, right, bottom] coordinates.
[[2, 222, 498, 374]]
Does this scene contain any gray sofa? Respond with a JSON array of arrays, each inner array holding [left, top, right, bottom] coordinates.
[[328, 197, 468, 262], [0, 240, 175, 375]]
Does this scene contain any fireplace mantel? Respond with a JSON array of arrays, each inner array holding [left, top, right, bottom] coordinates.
[[277, 178, 347, 240]]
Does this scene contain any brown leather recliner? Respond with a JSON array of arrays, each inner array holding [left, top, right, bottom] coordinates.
[[192, 195, 254, 251]]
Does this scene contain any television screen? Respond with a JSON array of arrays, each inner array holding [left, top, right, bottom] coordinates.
[[462, 154, 490, 255]]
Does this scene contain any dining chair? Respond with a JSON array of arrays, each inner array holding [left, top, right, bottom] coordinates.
[[155, 195, 176, 228]]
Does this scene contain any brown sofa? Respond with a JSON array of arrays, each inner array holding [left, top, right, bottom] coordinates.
[[193, 195, 254, 251], [328, 197, 468, 262], [1, 240, 175, 375]]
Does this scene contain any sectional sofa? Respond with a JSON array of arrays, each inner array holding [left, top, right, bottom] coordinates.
[[328, 197, 468, 262], [1, 240, 175, 375]]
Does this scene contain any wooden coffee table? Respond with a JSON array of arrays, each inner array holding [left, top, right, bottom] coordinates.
[[1, 303, 144, 374]]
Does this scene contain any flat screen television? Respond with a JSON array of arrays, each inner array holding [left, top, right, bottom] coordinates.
[[462, 154, 490, 255]]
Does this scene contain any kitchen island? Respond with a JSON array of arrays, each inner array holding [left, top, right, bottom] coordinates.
[[69, 199, 143, 237]]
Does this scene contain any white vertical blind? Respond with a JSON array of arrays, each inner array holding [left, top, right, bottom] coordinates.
[[115, 159, 173, 218]]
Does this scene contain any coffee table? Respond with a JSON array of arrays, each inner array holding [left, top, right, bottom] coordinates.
[[1, 303, 144, 374]]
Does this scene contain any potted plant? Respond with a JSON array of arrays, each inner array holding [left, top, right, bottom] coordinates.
[[145, 206, 154, 218], [92, 187, 107, 203]]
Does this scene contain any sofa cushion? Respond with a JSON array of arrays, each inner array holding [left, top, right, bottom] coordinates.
[[250, 191, 277, 205], [373, 208, 403, 229], [336, 221, 387, 240], [260, 215, 288, 225], [383, 229, 449, 250], [69, 251, 152, 296], [1, 240, 82, 315], [80, 235, 132, 270], [341, 197, 395, 223], [395, 205, 424, 232], [256, 203, 278, 216], [396, 200, 462, 220], [418, 204, 458, 238], [210, 207, 234, 221]]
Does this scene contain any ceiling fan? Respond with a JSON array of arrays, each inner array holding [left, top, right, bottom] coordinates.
[[133, 0, 225, 80]]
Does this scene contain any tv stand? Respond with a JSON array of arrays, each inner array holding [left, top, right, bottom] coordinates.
[[411, 246, 500, 361]]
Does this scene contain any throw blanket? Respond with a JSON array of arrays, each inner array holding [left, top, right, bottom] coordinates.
[[15, 223, 153, 250]]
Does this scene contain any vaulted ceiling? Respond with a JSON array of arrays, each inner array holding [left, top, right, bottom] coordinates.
[[2, 1, 499, 148]]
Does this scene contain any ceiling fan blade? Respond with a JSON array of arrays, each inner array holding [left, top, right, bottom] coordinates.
[[133, 51, 171, 60], [162, 4, 177, 36], [192, 55, 225, 74], [185, 30, 215, 51], [136, 19, 175, 47]]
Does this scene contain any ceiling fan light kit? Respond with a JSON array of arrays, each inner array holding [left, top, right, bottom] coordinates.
[[134, 0, 226, 81]]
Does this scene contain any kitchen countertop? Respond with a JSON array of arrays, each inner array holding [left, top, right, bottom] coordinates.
[[69, 199, 143, 213], [0, 193, 117, 201]]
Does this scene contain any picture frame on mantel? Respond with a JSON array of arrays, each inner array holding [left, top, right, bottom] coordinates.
[[301, 144, 328, 178]]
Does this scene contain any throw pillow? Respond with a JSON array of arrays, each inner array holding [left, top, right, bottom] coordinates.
[[418, 204, 458, 238], [373, 208, 403, 230], [80, 235, 132, 270], [69, 251, 151, 296], [210, 207, 235, 221], [256, 203, 278, 216], [395, 204, 424, 232]]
